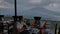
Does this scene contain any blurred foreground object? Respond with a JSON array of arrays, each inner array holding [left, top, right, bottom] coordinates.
[[58, 25, 60, 34], [0, 15, 4, 34], [0, 15, 4, 21]]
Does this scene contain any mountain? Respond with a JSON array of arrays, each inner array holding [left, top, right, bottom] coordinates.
[[19, 7, 60, 21], [0, 7, 60, 21]]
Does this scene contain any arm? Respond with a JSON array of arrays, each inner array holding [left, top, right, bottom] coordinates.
[[31, 22, 36, 27], [23, 23, 28, 29], [17, 28, 25, 33], [17, 24, 25, 33]]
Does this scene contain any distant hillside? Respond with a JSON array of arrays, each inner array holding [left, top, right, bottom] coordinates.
[[0, 7, 60, 21]]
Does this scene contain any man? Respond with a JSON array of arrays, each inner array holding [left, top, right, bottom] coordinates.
[[31, 16, 41, 34], [17, 16, 28, 34], [32, 17, 41, 28]]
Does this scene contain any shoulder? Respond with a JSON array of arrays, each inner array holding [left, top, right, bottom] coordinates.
[[31, 22, 35, 27], [17, 22, 22, 26], [22, 22, 27, 25], [32, 22, 34, 24], [17, 22, 20, 24]]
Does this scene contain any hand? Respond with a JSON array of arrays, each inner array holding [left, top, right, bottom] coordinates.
[[22, 25, 27, 30]]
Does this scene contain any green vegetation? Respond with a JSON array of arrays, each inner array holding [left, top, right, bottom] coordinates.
[[4, 16, 13, 21]]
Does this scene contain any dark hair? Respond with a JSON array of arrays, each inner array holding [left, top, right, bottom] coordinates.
[[12, 16, 23, 21], [0, 15, 4, 17], [19, 16, 23, 21], [34, 17, 41, 20]]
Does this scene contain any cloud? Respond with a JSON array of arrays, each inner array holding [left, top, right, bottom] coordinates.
[[51, 0, 60, 3], [0, 0, 14, 16], [0, 0, 14, 9], [4, 0, 14, 4], [44, 3, 60, 11], [3, 0, 60, 11], [0, 5, 9, 8], [29, 0, 42, 4], [16, 0, 51, 11], [29, 0, 51, 6], [44, 0, 60, 11]]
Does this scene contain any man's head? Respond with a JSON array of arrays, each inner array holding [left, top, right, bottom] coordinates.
[[12, 16, 24, 22], [19, 16, 24, 22], [34, 17, 41, 23]]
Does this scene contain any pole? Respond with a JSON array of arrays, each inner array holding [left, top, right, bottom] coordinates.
[[55, 23, 57, 34], [15, 0, 17, 17], [14, 0, 17, 34]]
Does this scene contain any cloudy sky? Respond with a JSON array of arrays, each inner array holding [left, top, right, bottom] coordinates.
[[0, 0, 60, 21]]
